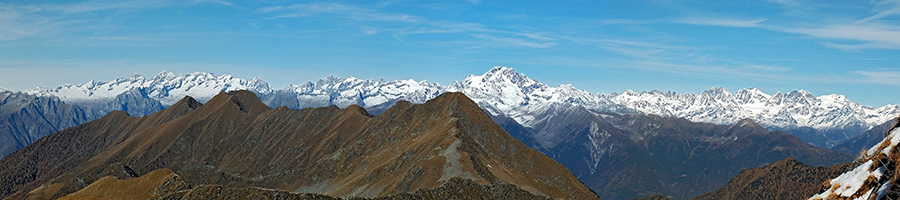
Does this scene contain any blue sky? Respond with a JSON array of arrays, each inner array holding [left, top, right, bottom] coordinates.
[[0, 0, 898, 106]]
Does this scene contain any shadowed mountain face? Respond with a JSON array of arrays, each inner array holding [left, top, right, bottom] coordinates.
[[493, 106, 855, 200], [0, 95, 201, 199], [0, 91, 598, 200], [692, 158, 852, 200], [831, 118, 899, 154], [0, 89, 165, 158], [0, 91, 102, 159]]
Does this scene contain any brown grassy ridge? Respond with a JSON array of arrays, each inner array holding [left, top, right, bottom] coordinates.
[[2, 91, 598, 200], [692, 158, 852, 200]]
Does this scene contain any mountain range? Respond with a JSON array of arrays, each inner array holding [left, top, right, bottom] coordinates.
[[498, 109, 852, 199], [9, 67, 896, 149], [0, 91, 598, 199], [0, 67, 894, 199]]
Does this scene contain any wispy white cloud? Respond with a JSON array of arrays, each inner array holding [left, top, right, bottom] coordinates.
[[0, 1, 180, 42], [361, 26, 378, 35], [857, 0, 900, 24], [855, 70, 900, 85], [471, 34, 556, 48], [766, 0, 801, 7], [787, 23, 900, 50], [559, 33, 695, 60], [258, 2, 559, 49], [754, 0, 900, 50], [744, 64, 790, 71], [191, 0, 251, 12], [258, 2, 418, 22], [671, 1, 900, 51], [597, 19, 655, 25], [0, 5, 54, 41], [677, 17, 767, 28], [32, 0, 174, 14], [193, 0, 233, 7]]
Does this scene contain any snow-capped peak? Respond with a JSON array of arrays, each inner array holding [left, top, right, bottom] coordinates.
[[447, 66, 620, 127], [605, 87, 899, 133], [459, 66, 540, 90], [4, 67, 897, 141], [703, 87, 730, 95], [483, 66, 519, 79], [279, 75, 445, 110], [153, 70, 177, 80], [42, 71, 275, 106]]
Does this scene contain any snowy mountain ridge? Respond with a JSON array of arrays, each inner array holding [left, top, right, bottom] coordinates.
[[275, 75, 445, 111], [16, 67, 899, 133], [32, 71, 276, 106], [607, 87, 900, 131], [445, 67, 632, 127]]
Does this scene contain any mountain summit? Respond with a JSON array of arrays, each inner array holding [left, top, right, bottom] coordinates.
[[0, 91, 598, 199]]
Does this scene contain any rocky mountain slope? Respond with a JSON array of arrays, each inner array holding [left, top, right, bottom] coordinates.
[[497, 108, 853, 199], [831, 118, 899, 154], [695, 115, 900, 200], [0, 91, 598, 199], [809, 115, 900, 200], [693, 158, 852, 200], [62, 168, 553, 200], [0, 94, 202, 199], [0, 90, 105, 158]]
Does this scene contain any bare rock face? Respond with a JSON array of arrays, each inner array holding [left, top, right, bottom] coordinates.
[[0, 91, 598, 200]]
